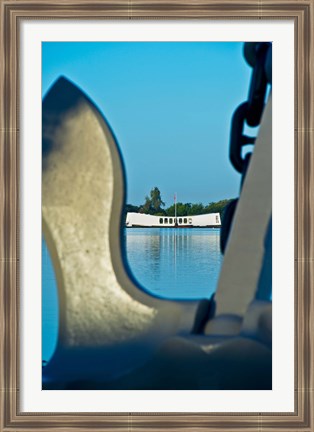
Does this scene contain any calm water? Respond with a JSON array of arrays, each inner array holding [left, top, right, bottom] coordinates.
[[125, 228, 222, 299], [42, 228, 222, 361]]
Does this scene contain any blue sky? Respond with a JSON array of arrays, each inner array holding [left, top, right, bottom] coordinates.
[[42, 42, 251, 207]]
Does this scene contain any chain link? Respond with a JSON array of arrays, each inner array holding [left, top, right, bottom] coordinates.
[[230, 42, 272, 174], [229, 102, 256, 173], [246, 42, 271, 127]]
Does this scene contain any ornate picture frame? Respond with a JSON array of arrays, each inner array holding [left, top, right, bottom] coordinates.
[[1, 0, 313, 430]]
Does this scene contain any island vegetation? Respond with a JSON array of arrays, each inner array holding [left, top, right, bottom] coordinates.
[[125, 187, 233, 217]]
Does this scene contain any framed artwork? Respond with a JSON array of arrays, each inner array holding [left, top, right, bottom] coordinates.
[[0, 0, 313, 430]]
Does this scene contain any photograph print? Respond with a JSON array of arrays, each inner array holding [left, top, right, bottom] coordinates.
[[41, 41, 272, 390]]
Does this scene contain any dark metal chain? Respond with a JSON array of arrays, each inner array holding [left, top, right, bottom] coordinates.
[[246, 42, 271, 127], [220, 42, 272, 255], [229, 102, 255, 173], [229, 42, 271, 174]]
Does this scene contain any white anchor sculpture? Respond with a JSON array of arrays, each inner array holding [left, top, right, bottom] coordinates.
[[42, 77, 271, 390]]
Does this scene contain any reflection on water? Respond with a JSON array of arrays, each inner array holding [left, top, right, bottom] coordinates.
[[125, 228, 222, 299]]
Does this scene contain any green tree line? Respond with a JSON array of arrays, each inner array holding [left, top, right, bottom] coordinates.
[[125, 187, 233, 217]]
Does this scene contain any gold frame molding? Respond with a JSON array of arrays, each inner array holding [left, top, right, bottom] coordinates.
[[0, 0, 313, 430]]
